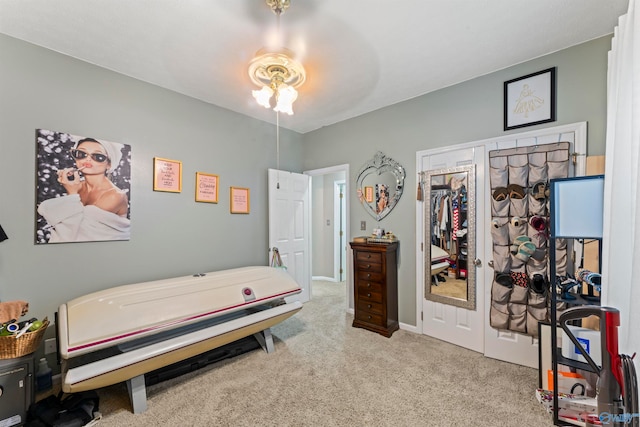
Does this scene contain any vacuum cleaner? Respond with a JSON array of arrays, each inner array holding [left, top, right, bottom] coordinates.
[[559, 306, 638, 426]]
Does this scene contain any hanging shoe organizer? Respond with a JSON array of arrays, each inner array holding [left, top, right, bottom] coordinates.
[[488, 141, 571, 336]]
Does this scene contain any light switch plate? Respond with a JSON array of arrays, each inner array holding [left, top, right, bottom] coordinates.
[[360, 221, 366, 230]]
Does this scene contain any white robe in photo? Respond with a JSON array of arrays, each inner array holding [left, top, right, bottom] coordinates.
[[38, 194, 130, 243]]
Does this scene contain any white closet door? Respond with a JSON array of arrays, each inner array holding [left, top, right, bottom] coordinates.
[[415, 122, 586, 368], [419, 145, 486, 354], [482, 123, 586, 368]]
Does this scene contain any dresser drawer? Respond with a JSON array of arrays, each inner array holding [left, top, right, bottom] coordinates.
[[357, 280, 382, 294], [356, 287, 383, 303], [355, 260, 382, 273], [356, 270, 383, 282], [355, 310, 385, 327], [356, 251, 382, 264], [357, 300, 384, 315]]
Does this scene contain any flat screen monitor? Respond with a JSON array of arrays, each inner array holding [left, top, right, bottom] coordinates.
[[550, 175, 604, 239]]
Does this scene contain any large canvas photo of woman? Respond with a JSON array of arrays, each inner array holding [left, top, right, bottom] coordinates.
[[35, 129, 132, 244]]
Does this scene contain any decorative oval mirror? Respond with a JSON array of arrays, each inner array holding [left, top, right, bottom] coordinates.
[[422, 164, 476, 310], [356, 152, 406, 221]]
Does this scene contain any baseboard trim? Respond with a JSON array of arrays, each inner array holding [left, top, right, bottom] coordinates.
[[399, 322, 418, 334], [312, 276, 337, 282]]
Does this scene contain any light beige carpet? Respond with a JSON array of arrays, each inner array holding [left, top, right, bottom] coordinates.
[[430, 277, 468, 300], [94, 281, 553, 426]]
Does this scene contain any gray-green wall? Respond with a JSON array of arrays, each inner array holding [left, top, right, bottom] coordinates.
[[0, 33, 612, 332], [302, 36, 611, 326], [0, 34, 304, 322]]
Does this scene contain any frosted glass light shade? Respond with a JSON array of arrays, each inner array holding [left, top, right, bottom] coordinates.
[[252, 86, 274, 109], [273, 84, 297, 115]]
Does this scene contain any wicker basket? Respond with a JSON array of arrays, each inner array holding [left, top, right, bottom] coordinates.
[[0, 320, 49, 359]]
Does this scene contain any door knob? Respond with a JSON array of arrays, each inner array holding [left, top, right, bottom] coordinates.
[[474, 258, 482, 267], [488, 260, 494, 269]]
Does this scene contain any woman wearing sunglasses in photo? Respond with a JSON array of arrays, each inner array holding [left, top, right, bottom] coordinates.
[[37, 137, 130, 243]]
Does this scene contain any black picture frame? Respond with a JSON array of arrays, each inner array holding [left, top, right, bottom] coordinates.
[[504, 67, 556, 131]]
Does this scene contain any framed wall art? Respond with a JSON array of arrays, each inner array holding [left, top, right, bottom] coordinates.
[[230, 186, 250, 214], [195, 172, 219, 203], [35, 129, 132, 244], [364, 186, 374, 203], [153, 157, 182, 193], [504, 67, 556, 131]]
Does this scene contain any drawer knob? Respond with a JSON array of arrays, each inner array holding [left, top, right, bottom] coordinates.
[[367, 283, 371, 288], [367, 304, 372, 309], [367, 273, 371, 278], [365, 264, 371, 269], [368, 315, 372, 319], [367, 254, 371, 258], [367, 293, 371, 297]]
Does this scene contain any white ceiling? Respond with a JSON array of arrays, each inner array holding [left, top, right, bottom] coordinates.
[[0, 0, 629, 134]]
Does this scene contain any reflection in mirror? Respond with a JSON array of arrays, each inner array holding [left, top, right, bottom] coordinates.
[[356, 152, 406, 221], [422, 165, 476, 310]]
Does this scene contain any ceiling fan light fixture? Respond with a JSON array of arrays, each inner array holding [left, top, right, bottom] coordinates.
[[249, 0, 305, 114], [266, 0, 290, 15], [249, 49, 305, 114]]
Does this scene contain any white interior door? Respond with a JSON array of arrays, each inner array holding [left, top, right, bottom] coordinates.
[[482, 123, 586, 368], [418, 145, 486, 353], [268, 169, 311, 303], [416, 122, 586, 367]]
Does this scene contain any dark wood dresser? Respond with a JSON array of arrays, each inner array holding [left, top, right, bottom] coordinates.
[[350, 241, 399, 337]]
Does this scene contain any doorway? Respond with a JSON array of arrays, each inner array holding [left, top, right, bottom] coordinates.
[[304, 164, 350, 306]]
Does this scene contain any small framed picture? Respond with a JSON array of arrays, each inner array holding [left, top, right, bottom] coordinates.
[[195, 172, 219, 203], [364, 186, 374, 203], [504, 67, 556, 131], [153, 157, 182, 193], [230, 186, 250, 214]]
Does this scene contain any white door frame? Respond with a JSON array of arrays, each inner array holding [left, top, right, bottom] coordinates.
[[415, 123, 587, 361], [334, 180, 346, 282], [304, 164, 351, 310]]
